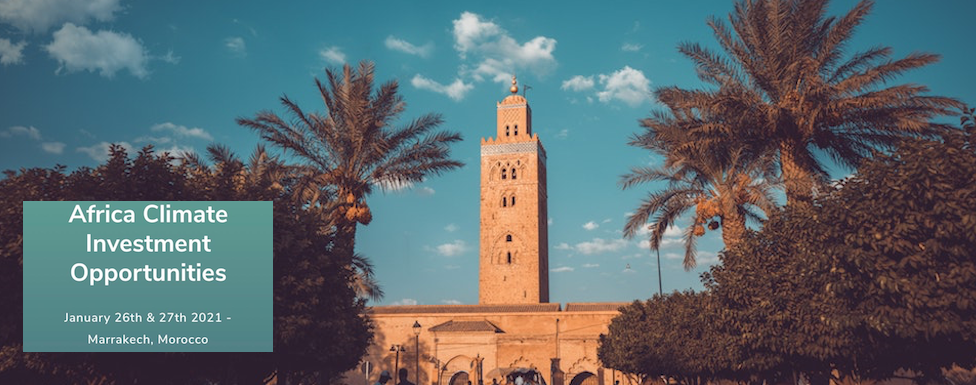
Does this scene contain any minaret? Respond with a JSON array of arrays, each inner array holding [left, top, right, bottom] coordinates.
[[479, 76, 550, 304]]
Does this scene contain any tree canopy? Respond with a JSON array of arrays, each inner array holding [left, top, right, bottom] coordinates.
[[603, 123, 976, 384], [0, 145, 372, 384]]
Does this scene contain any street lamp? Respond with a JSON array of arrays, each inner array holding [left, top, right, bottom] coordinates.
[[656, 247, 663, 295], [391, 344, 406, 384], [650, 226, 663, 296], [413, 321, 422, 385]]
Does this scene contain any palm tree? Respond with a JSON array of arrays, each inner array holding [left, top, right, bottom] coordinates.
[[237, 61, 464, 267], [664, 0, 960, 204], [185, 144, 386, 301], [622, 109, 779, 270]]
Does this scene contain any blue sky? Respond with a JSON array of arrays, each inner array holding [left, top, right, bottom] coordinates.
[[2, 1, 974, 306]]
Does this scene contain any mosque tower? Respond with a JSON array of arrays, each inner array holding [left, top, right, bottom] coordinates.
[[478, 76, 550, 304]]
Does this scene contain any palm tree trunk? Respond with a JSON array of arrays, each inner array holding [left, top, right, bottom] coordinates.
[[780, 142, 812, 206], [334, 220, 357, 266], [721, 210, 747, 250]]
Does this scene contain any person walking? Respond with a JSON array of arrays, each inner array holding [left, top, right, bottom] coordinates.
[[398, 368, 416, 385], [375, 371, 393, 385]]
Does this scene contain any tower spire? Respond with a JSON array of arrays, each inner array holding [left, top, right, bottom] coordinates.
[[510, 75, 518, 94]]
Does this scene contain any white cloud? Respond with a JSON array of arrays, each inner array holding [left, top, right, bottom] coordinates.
[[411, 74, 473, 102], [697, 251, 720, 265], [45, 23, 149, 79], [150, 122, 213, 141], [0, 0, 121, 33], [621, 43, 642, 52], [548, 217, 553, 226], [636, 224, 682, 238], [602, 218, 612, 224], [159, 50, 180, 64], [417, 186, 436, 196], [41, 142, 66, 154], [555, 242, 571, 250], [554, 129, 568, 139], [441, 299, 462, 305], [452, 11, 557, 83], [436, 240, 469, 257], [391, 298, 418, 306], [551, 266, 574, 273], [1, 125, 41, 140], [582, 221, 599, 231], [444, 223, 459, 232], [597, 66, 651, 107], [563, 66, 651, 107], [453, 11, 501, 56], [664, 226, 682, 237], [561, 75, 594, 91], [319, 46, 345, 65], [639, 236, 683, 250], [663, 252, 683, 260], [385, 36, 433, 58], [77, 141, 133, 162], [574, 238, 630, 255], [0, 38, 26, 65], [225, 37, 246, 56], [154, 144, 196, 159], [582, 263, 600, 268], [637, 224, 685, 251]]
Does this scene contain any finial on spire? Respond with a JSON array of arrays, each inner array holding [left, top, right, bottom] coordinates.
[[510, 75, 518, 94]]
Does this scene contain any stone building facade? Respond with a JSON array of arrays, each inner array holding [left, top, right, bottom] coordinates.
[[347, 79, 632, 385]]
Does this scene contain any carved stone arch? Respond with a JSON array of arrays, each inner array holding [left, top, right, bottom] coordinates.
[[499, 188, 516, 208], [568, 372, 598, 385], [492, 231, 521, 264], [494, 246, 519, 265], [449, 371, 471, 385], [445, 355, 479, 385], [566, 356, 599, 378], [505, 355, 532, 368], [495, 232, 521, 247]]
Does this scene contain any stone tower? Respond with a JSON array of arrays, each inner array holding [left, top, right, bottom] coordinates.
[[479, 76, 549, 304]]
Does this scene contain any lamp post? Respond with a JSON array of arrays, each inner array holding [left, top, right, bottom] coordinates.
[[650, 226, 663, 296], [391, 344, 406, 384], [656, 247, 663, 295], [413, 321, 422, 385]]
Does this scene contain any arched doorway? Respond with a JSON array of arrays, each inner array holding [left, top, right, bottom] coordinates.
[[569, 372, 598, 385], [450, 371, 470, 385]]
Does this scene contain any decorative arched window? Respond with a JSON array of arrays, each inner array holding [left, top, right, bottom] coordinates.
[[502, 197, 507, 207], [511, 196, 516, 206], [501, 168, 507, 179], [507, 252, 512, 264], [505, 126, 510, 136], [506, 234, 512, 242], [514, 124, 518, 136], [511, 168, 517, 180]]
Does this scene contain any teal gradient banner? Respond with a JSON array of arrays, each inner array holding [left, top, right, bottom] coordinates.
[[23, 201, 272, 352]]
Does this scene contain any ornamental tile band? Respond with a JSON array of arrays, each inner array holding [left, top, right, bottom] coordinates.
[[480, 141, 540, 156]]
